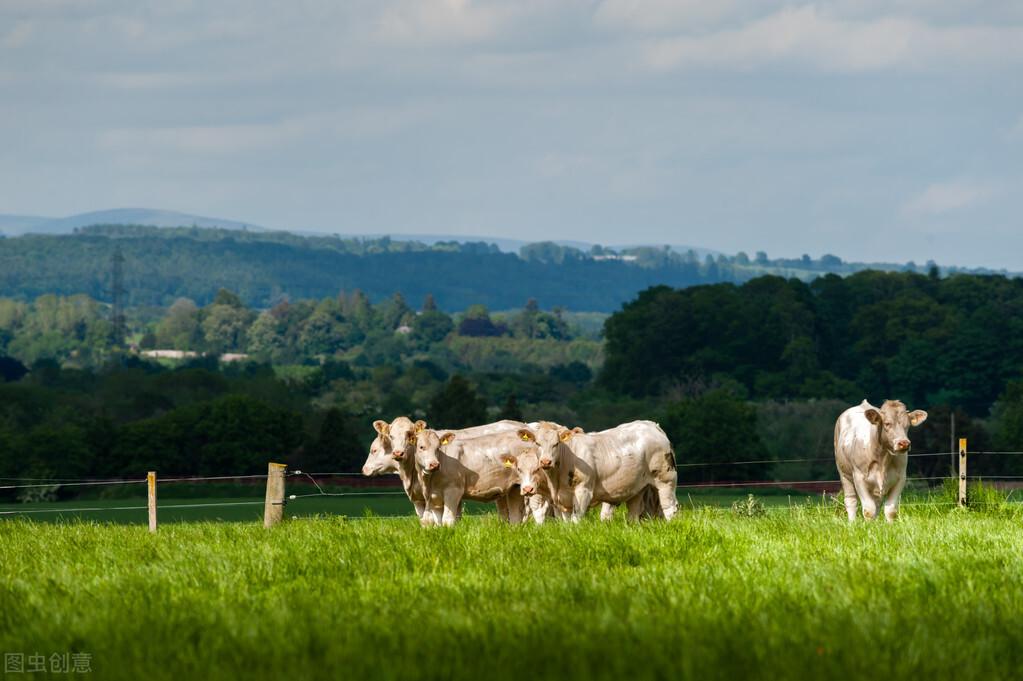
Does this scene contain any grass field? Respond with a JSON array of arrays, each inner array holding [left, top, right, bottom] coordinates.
[[2, 502, 1023, 681]]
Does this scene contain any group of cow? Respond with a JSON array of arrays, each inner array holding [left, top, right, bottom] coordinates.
[[360, 398, 928, 525], [360, 417, 678, 525]]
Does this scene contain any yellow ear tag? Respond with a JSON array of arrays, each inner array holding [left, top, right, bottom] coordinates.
[[521, 434, 531, 441], [440, 436, 451, 445], [503, 459, 513, 468]]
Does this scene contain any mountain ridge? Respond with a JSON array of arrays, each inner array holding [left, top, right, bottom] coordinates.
[[0, 208, 717, 256]]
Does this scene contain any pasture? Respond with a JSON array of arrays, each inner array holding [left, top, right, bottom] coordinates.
[[3, 505, 1023, 681]]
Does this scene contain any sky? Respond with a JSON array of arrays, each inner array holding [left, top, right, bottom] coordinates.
[[1, 0, 1021, 268]]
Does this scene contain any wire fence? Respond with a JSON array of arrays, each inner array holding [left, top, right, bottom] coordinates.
[[2, 448, 1023, 521]]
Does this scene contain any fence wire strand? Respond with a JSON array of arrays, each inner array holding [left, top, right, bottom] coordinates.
[[5, 448, 1023, 519], [0, 479, 145, 491], [0, 499, 266, 516]]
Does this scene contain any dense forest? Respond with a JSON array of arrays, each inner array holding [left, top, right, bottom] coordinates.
[[601, 270, 1023, 415], [0, 224, 1010, 312], [3, 268, 1023, 497]]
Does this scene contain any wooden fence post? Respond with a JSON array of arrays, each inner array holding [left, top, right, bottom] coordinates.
[[958, 439, 967, 508], [148, 471, 157, 533], [264, 462, 287, 528]]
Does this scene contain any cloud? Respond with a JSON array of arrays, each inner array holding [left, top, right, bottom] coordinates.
[[98, 123, 301, 156], [0, 20, 34, 48], [643, 5, 1023, 73], [902, 180, 998, 216], [373, 0, 522, 46], [97, 106, 440, 157], [593, 0, 744, 33]]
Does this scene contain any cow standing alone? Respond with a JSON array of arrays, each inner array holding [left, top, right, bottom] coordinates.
[[834, 399, 928, 522]]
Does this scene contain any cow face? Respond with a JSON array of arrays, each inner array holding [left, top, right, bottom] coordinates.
[[532, 423, 582, 468], [415, 429, 452, 474], [384, 416, 418, 461], [510, 448, 542, 496], [361, 435, 395, 476], [864, 400, 928, 453], [531, 425, 563, 469]]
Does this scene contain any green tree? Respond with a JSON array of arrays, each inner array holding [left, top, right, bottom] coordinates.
[[156, 298, 201, 349], [660, 390, 770, 482], [201, 300, 253, 353], [497, 394, 523, 421], [378, 292, 413, 331], [427, 375, 487, 429], [301, 408, 364, 472], [412, 310, 454, 345]]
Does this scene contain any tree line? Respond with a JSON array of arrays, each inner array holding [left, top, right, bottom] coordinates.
[[601, 270, 1023, 416], [5, 268, 1023, 493], [2, 224, 1010, 313], [0, 290, 595, 369]]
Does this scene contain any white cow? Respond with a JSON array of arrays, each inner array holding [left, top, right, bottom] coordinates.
[[413, 428, 537, 526], [362, 418, 527, 523], [363, 417, 428, 520], [834, 399, 928, 522], [522, 420, 678, 522]]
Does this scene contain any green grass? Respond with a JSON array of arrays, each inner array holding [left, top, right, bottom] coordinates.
[[2, 504, 1023, 681]]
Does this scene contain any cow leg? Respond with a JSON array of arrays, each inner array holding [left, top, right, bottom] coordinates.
[[571, 486, 593, 523], [840, 476, 858, 522], [600, 503, 616, 522], [495, 496, 510, 521], [883, 475, 907, 522], [441, 488, 462, 527], [625, 494, 646, 522], [506, 488, 527, 525], [853, 473, 879, 520], [530, 495, 550, 524]]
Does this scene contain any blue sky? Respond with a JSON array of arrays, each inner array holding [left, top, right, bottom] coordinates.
[[1, 1, 1021, 267]]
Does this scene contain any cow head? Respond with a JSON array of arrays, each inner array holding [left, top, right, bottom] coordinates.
[[414, 428, 453, 474], [376, 416, 418, 462], [506, 447, 542, 497], [361, 435, 395, 477], [532, 422, 582, 469], [864, 400, 928, 454]]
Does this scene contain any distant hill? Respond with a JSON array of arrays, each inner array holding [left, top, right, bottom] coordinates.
[[0, 223, 1014, 313], [327, 233, 719, 257], [0, 213, 52, 234], [0, 208, 268, 235], [0, 207, 716, 257]]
